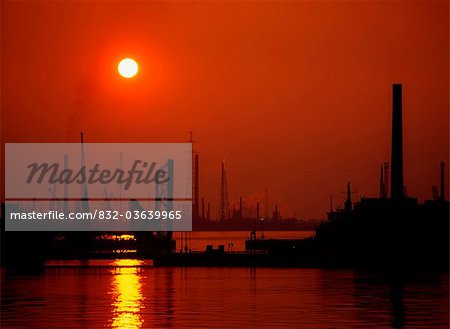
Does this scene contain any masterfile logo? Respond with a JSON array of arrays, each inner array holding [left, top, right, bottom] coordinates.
[[25, 160, 170, 190], [4, 143, 193, 231], [6, 143, 192, 199]]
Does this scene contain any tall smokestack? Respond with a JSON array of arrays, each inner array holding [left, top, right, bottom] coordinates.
[[63, 154, 69, 214], [220, 160, 230, 221], [440, 161, 445, 200], [201, 197, 205, 219], [391, 84, 404, 200], [379, 164, 385, 198], [383, 162, 389, 198], [80, 132, 89, 212], [194, 153, 199, 220]]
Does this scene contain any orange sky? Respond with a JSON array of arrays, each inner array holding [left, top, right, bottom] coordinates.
[[1, 1, 448, 218]]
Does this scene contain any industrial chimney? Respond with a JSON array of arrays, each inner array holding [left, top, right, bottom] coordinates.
[[194, 153, 199, 220], [440, 161, 445, 200], [391, 84, 404, 200]]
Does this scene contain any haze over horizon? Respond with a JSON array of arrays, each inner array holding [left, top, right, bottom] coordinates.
[[2, 0, 448, 218]]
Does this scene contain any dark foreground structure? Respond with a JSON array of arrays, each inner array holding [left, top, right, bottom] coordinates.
[[314, 197, 448, 271], [1, 84, 448, 272], [156, 84, 449, 272], [313, 84, 448, 272]]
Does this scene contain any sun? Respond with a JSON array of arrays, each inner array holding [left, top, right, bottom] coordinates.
[[118, 58, 138, 78]]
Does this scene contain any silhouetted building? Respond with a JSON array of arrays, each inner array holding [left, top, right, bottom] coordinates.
[[317, 84, 449, 271], [440, 161, 445, 200], [344, 182, 353, 212], [391, 84, 404, 200]]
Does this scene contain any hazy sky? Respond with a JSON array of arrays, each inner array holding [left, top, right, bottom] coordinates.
[[2, 1, 448, 218]]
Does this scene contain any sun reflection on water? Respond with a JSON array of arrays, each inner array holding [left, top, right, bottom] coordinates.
[[110, 259, 145, 329]]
